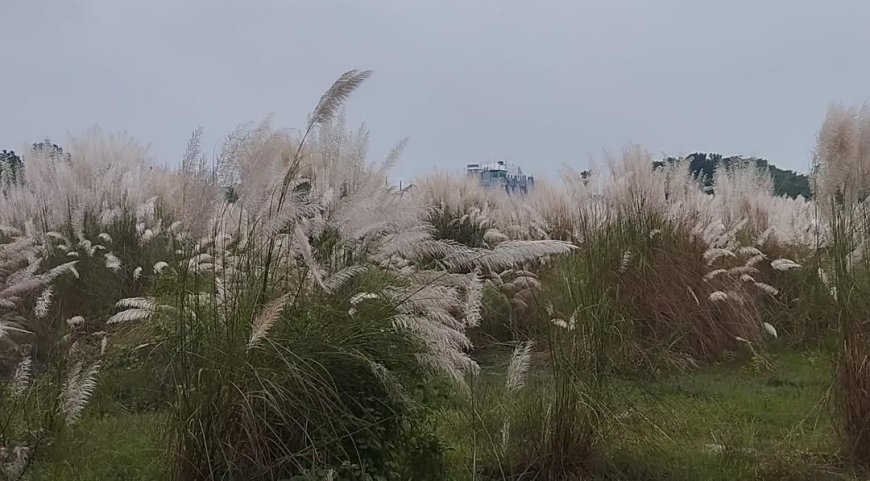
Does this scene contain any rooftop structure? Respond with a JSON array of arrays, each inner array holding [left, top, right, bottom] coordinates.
[[466, 159, 534, 195]]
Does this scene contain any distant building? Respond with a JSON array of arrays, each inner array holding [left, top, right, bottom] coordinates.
[[466, 159, 534, 195]]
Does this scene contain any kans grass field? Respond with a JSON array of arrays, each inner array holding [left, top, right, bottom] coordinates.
[[2, 72, 870, 480]]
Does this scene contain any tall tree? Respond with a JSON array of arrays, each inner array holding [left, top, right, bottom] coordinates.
[[0, 149, 23, 186]]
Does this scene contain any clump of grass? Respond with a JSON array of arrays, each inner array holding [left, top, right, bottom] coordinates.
[[813, 103, 870, 467], [0, 224, 134, 480], [457, 220, 623, 480], [164, 248, 445, 480], [155, 71, 501, 480], [827, 204, 870, 466]]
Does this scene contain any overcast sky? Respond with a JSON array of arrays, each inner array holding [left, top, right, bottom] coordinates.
[[2, 0, 869, 181]]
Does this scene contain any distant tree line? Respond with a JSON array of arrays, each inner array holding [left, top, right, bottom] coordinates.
[[653, 152, 812, 199], [1, 141, 813, 200], [0, 139, 69, 188]]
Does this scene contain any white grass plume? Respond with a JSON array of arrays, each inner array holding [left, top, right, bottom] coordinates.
[[66, 315, 85, 329], [34, 286, 53, 318], [551, 318, 570, 329], [737, 246, 762, 256], [45, 231, 69, 244], [60, 361, 100, 426], [350, 292, 379, 306], [78, 238, 96, 257], [11, 356, 31, 397], [443, 240, 575, 272], [754, 282, 779, 296], [115, 297, 157, 310], [108, 309, 152, 324], [771, 258, 801, 271], [464, 270, 483, 328], [108, 297, 165, 323], [323, 265, 367, 294], [709, 291, 728, 302], [248, 293, 290, 350], [745, 254, 766, 267], [105, 252, 121, 272], [0, 276, 46, 299], [310, 69, 373, 127], [755, 227, 774, 246], [483, 228, 509, 245], [703, 269, 727, 281], [5, 256, 42, 286], [140, 228, 155, 244], [500, 419, 511, 456], [505, 341, 534, 394], [292, 224, 324, 287], [46, 260, 80, 280], [349, 292, 378, 314], [703, 248, 736, 265], [728, 266, 759, 276], [619, 250, 632, 272]]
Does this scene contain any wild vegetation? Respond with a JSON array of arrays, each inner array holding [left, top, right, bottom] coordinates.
[[0, 72, 868, 480], [656, 153, 812, 199]]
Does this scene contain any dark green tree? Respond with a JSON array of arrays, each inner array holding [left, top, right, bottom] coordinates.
[[0, 149, 24, 186], [656, 152, 811, 199], [1, 139, 71, 188], [32, 138, 70, 161]]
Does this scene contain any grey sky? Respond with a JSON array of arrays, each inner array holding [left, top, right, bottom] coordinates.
[[2, 0, 869, 182]]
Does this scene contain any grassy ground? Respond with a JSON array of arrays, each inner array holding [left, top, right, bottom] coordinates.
[[603, 347, 851, 480], [29, 411, 165, 481], [438, 345, 863, 481], [28, 346, 865, 481]]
